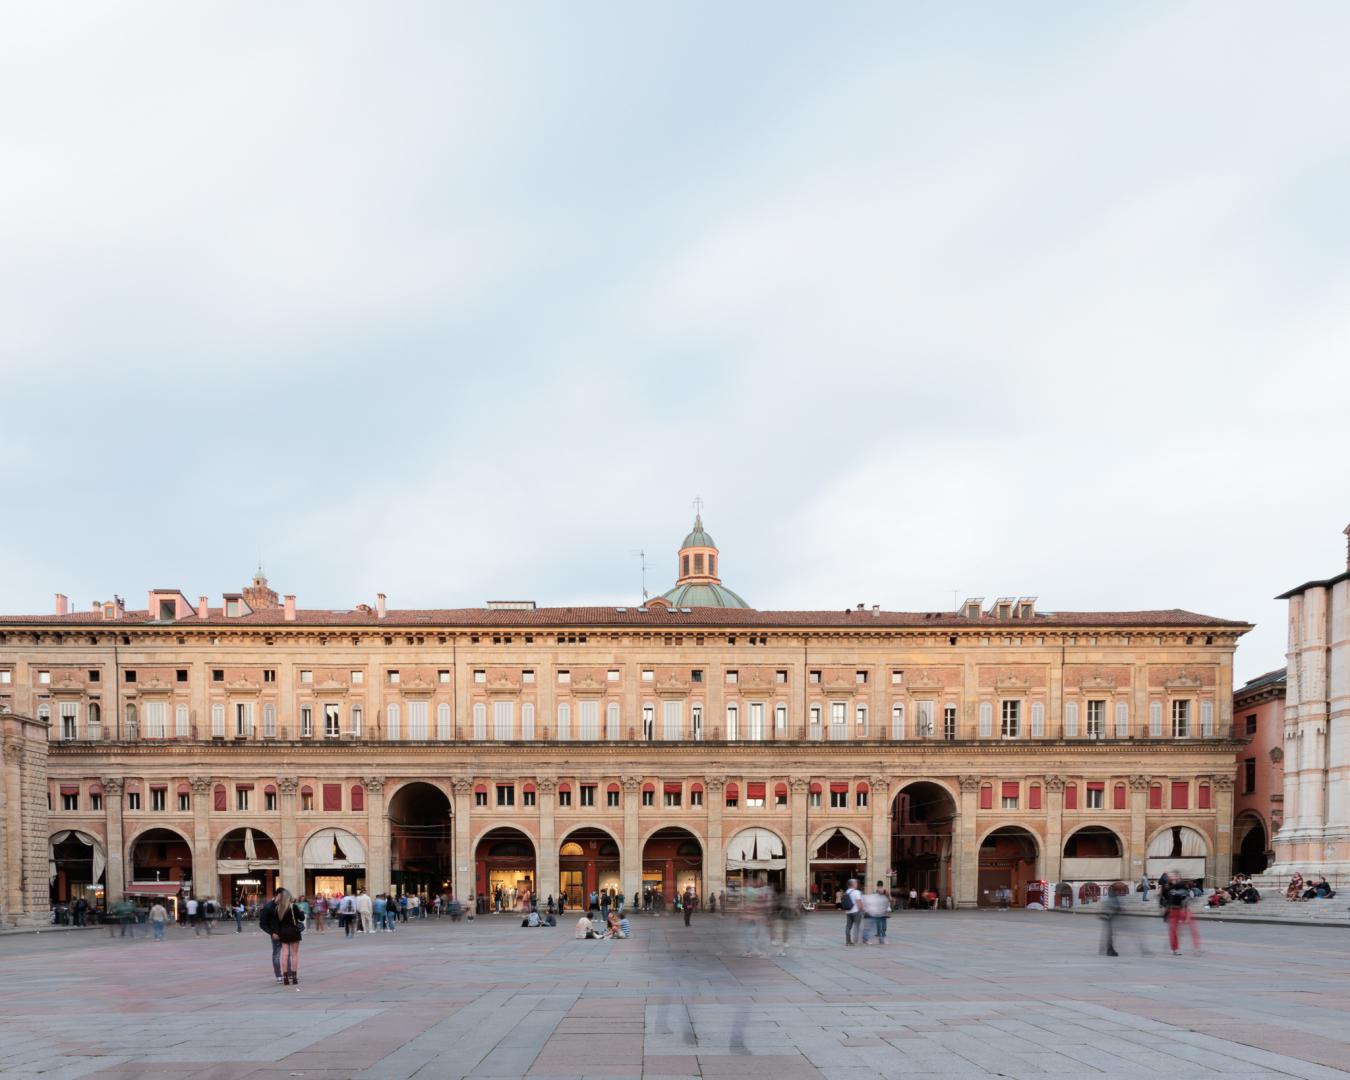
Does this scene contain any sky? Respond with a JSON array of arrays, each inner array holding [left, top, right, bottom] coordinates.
[[2, 2, 1347, 684]]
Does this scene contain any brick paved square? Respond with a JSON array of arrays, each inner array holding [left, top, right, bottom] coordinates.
[[1, 911, 1347, 1078]]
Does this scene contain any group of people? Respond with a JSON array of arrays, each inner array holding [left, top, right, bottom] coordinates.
[[1207, 874, 1261, 906], [841, 879, 893, 945], [1100, 870, 1203, 957], [574, 911, 630, 938], [1284, 872, 1337, 901]]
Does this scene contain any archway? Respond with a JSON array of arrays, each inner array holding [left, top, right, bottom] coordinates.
[[978, 826, 1038, 907], [1234, 812, 1269, 875], [809, 826, 868, 907], [642, 827, 703, 907], [216, 827, 280, 907], [725, 827, 786, 901], [388, 782, 453, 897], [558, 827, 620, 908], [303, 827, 367, 898], [1061, 826, 1124, 885], [1146, 825, 1208, 884], [49, 830, 106, 914], [890, 781, 956, 903], [474, 827, 536, 913], [128, 827, 194, 903]]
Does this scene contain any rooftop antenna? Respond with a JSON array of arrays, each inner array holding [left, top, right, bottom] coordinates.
[[631, 549, 649, 601]]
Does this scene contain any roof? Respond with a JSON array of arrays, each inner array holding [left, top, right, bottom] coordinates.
[[1276, 568, 1350, 600], [681, 513, 715, 549], [0, 605, 1250, 631], [658, 582, 751, 609], [1234, 667, 1287, 704]]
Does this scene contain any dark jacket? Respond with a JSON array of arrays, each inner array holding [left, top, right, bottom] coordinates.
[[258, 899, 281, 936]]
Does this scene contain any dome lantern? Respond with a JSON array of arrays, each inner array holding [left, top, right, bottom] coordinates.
[[658, 502, 749, 609]]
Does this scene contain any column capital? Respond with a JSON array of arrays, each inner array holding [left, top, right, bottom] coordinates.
[[452, 778, 474, 796], [536, 778, 557, 795], [869, 776, 891, 795], [1128, 774, 1151, 792], [789, 776, 811, 794], [1211, 775, 1235, 792], [361, 776, 385, 794], [621, 775, 642, 794], [100, 776, 124, 796], [704, 776, 726, 794], [1043, 774, 1067, 793], [958, 775, 982, 794], [189, 775, 214, 796], [276, 776, 300, 796]]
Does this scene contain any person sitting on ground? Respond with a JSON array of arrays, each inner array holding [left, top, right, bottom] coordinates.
[[605, 913, 625, 939], [575, 914, 594, 939], [619, 913, 631, 937], [1206, 888, 1227, 908], [542, 912, 556, 927], [1285, 872, 1304, 900], [1240, 884, 1261, 903], [527, 910, 540, 927]]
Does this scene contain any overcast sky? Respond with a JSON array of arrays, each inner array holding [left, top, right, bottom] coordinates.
[[2, 2, 1347, 683]]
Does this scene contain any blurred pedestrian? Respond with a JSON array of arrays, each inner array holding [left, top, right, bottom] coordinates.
[[842, 878, 864, 945], [1164, 874, 1201, 955], [149, 901, 168, 941]]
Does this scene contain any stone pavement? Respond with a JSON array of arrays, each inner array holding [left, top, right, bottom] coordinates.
[[1, 909, 1348, 1079]]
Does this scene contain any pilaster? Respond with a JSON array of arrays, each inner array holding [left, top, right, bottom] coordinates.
[[1212, 774, 1234, 883], [789, 776, 809, 896], [955, 775, 980, 908], [1127, 774, 1150, 880], [277, 776, 300, 893], [538, 777, 559, 899], [452, 778, 473, 900], [705, 776, 726, 900], [364, 777, 389, 895], [620, 776, 641, 900], [189, 776, 214, 899], [102, 776, 126, 901], [1043, 774, 1065, 884], [868, 776, 890, 888]]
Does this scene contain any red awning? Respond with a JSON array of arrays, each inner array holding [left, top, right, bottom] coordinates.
[[300, 785, 313, 795], [643, 782, 655, 793], [236, 782, 254, 790], [607, 783, 620, 793], [124, 882, 182, 895], [775, 782, 787, 797], [558, 782, 571, 794], [746, 782, 766, 799], [726, 783, 739, 798], [60, 784, 79, 795], [690, 783, 703, 793], [664, 782, 682, 794], [856, 781, 870, 793], [177, 783, 190, 795], [1002, 782, 1019, 798], [88, 783, 102, 796], [473, 783, 486, 794], [810, 782, 822, 795], [264, 784, 276, 795], [830, 782, 848, 794], [1086, 782, 1104, 791], [124, 783, 141, 794], [523, 783, 537, 794]]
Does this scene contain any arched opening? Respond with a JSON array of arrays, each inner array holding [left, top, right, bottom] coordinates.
[[1146, 825, 1208, 884], [49, 830, 106, 916], [1234, 813, 1268, 875], [302, 827, 367, 898], [558, 827, 620, 908], [388, 782, 453, 898], [890, 781, 956, 903], [128, 827, 194, 905], [725, 827, 786, 900], [216, 827, 280, 907], [642, 826, 703, 907], [809, 827, 867, 907], [978, 826, 1038, 908], [1061, 826, 1124, 884], [475, 827, 536, 913]]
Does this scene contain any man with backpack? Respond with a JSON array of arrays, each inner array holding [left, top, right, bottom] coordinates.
[[841, 878, 864, 945]]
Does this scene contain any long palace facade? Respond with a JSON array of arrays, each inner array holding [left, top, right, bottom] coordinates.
[[0, 516, 1252, 925]]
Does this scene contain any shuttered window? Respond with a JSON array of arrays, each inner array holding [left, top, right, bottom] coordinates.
[[409, 701, 429, 740], [386, 703, 401, 740], [1064, 700, 1079, 738], [1149, 701, 1163, 737], [1114, 702, 1129, 738], [322, 783, 341, 811], [438, 702, 453, 739], [978, 701, 993, 737], [520, 703, 534, 741], [493, 701, 514, 740], [1031, 701, 1045, 738], [1171, 781, 1189, 809]]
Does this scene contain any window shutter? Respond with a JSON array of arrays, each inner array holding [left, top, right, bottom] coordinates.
[[1114, 702, 1129, 738], [979, 784, 993, 810], [606, 702, 620, 740], [1064, 701, 1079, 738], [891, 704, 905, 740], [493, 701, 514, 740], [1149, 701, 1163, 737], [213, 784, 227, 811], [556, 702, 570, 741], [662, 701, 682, 740], [1030, 701, 1045, 738], [1200, 700, 1214, 737], [1149, 784, 1163, 810], [386, 703, 401, 740], [351, 784, 364, 811], [520, 702, 534, 741], [438, 702, 453, 740], [1064, 784, 1078, 810], [978, 702, 993, 737], [579, 700, 599, 740], [1001, 781, 1019, 799], [261, 703, 276, 738], [1171, 781, 1189, 809], [174, 704, 189, 737], [211, 703, 225, 738], [1029, 784, 1042, 810], [409, 701, 429, 740], [1113, 783, 1126, 810], [322, 783, 342, 811], [1198, 783, 1212, 810]]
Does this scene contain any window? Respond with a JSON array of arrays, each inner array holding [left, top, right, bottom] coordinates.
[[122, 670, 134, 684], [690, 703, 703, 741], [1113, 783, 1127, 810], [0, 670, 11, 683], [578, 700, 599, 740], [324, 704, 341, 738], [662, 701, 682, 740], [1149, 784, 1163, 810], [263, 669, 276, 683], [438, 669, 451, 684], [642, 669, 654, 683], [208, 702, 224, 738], [174, 703, 189, 738], [351, 670, 364, 684], [744, 783, 764, 808], [1199, 783, 1212, 809], [438, 702, 453, 740], [1171, 781, 1189, 809], [179, 791, 191, 811], [809, 704, 822, 735], [891, 670, 903, 685], [523, 787, 536, 807], [891, 704, 905, 740], [855, 704, 867, 734], [1201, 700, 1215, 737], [1245, 713, 1257, 737], [236, 788, 250, 811], [410, 700, 430, 740], [775, 703, 787, 732], [151, 788, 166, 812], [856, 670, 868, 685], [665, 785, 683, 807], [747, 703, 765, 741], [830, 785, 848, 809], [88, 702, 102, 739], [38, 702, 51, 730], [234, 702, 253, 737], [1085, 783, 1104, 809], [944, 704, 957, 740], [300, 705, 313, 738], [127, 791, 141, 811], [176, 668, 188, 683], [691, 787, 703, 807], [809, 670, 821, 684], [916, 700, 935, 738], [1031, 701, 1045, 738], [1001, 700, 1020, 738], [259, 703, 277, 739], [1086, 700, 1106, 739], [62, 791, 78, 811], [856, 784, 869, 809], [473, 669, 486, 684], [299, 670, 311, 684], [475, 787, 488, 807], [1242, 757, 1257, 794], [301, 790, 314, 811], [725, 704, 738, 740], [1171, 700, 1191, 738], [978, 701, 993, 737], [605, 702, 619, 740], [580, 784, 596, 807], [607, 786, 620, 808], [809, 786, 822, 809], [497, 784, 515, 807], [557, 786, 572, 807], [142, 701, 165, 739], [388, 670, 400, 684], [642, 704, 655, 741], [557, 670, 570, 684], [386, 702, 401, 739], [775, 784, 788, 808], [225, 598, 240, 617], [726, 670, 738, 684], [1029, 784, 1042, 810], [829, 702, 847, 740], [351, 704, 363, 737], [1001, 782, 1019, 810], [725, 784, 738, 808], [474, 703, 488, 740], [59, 702, 77, 741], [691, 669, 703, 683]]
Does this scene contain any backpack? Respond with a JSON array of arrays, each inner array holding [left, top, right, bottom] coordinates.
[[840, 890, 855, 912]]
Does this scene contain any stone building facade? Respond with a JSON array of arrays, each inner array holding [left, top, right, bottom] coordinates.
[[1, 711, 50, 926], [1231, 668, 1285, 875], [1, 520, 1251, 914]]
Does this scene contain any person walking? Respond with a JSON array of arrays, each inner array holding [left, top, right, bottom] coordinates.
[[273, 888, 305, 988], [185, 897, 201, 936], [1138, 873, 1151, 903], [861, 881, 890, 945], [1099, 888, 1122, 956], [149, 901, 168, 941], [842, 878, 864, 945], [313, 894, 327, 932], [683, 886, 695, 927], [1164, 874, 1201, 956], [258, 890, 285, 983], [374, 893, 388, 931], [339, 892, 357, 937], [356, 890, 374, 934], [233, 900, 245, 932]]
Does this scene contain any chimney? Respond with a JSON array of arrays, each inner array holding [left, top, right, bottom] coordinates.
[[376, 593, 387, 619], [198, 596, 209, 619], [91, 601, 101, 613], [54, 593, 69, 616], [114, 596, 125, 620], [872, 605, 880, 616], [284, 595, 296, 621]]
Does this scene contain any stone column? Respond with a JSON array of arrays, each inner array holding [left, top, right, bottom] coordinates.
[[705, 777, 726, 900], [2, 738, 26, 919], [620, 776, 641, 901], [1212, 775, 1235, 883], [789, 776, 810, 897], [277, 776, 301, 893], [452, 779, 473, 901], [868, 776, 891, 889], [363, 777, 389, 896], [1127, 774, 1150, 881], [1043, 774, 1065, 885], [537, 778, 559, 900], [189, 776, 215, 900], [955, 775, 981, 908], [102, 776, 126, 901]]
